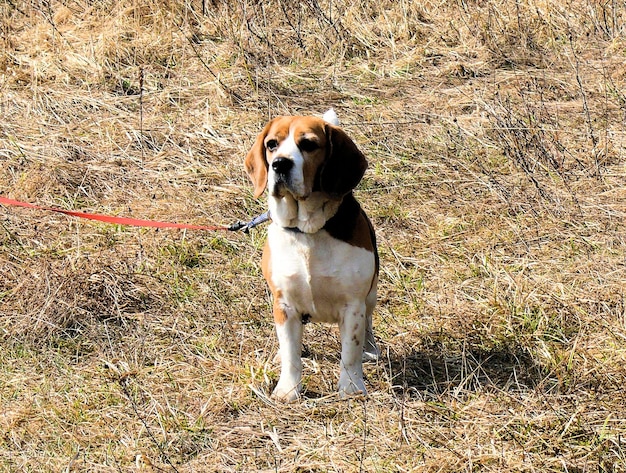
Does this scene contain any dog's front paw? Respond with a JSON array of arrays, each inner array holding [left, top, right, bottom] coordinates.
[[338, 375, 367, 398], [272, 382, 301, 403]]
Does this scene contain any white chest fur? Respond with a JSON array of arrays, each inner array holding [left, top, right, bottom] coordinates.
[[267, 223, 375, 323]]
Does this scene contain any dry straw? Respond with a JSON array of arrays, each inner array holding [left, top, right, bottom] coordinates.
[[1, 0, 625, 471]]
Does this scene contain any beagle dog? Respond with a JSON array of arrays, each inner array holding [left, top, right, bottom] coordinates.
[[245, 109, 380, 402]]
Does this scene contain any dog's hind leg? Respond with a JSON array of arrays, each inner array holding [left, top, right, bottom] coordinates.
[[362, 282, 380, 362]]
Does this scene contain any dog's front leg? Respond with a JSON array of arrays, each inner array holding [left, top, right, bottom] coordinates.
[[272, 302, 303, 402], [338, 304, 368, 397]]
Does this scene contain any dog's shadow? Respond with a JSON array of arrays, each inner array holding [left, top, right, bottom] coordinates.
[[291, 328, 544, 401], [378, 340, 544, 399]]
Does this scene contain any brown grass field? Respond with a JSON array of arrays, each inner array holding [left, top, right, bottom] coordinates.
[[1, 0, 626, 471]]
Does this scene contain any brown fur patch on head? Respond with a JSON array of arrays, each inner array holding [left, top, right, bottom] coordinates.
[[244, 118, 277, 198], [320, 124, 368, 198]]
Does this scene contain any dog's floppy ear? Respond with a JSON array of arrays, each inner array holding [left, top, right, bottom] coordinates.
[[320, 124, 368, 198], [244, 119, 275, 198]]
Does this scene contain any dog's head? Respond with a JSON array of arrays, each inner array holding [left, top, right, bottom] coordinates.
[[244, 114, 367, 201]]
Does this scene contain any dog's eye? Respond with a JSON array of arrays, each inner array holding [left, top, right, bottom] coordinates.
[[266, 139, 279, 152], [299, 138, 319, 152]]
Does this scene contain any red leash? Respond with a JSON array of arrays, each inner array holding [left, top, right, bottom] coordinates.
[[0, 196, 230, 231]]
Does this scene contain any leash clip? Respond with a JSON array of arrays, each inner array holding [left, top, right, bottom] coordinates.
[[228, 211, 271, 233]]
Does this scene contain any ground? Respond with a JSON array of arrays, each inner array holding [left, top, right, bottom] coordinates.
[[1, 1, 626, 471]]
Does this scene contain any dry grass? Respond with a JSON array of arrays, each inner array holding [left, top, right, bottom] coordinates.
[[1, 0, 626, 471]]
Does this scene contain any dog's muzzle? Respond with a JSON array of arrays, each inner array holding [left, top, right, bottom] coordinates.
[[270, 157, 295, 197]]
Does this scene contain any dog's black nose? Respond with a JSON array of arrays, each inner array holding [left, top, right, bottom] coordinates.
[[271, 157, 293, 174]]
